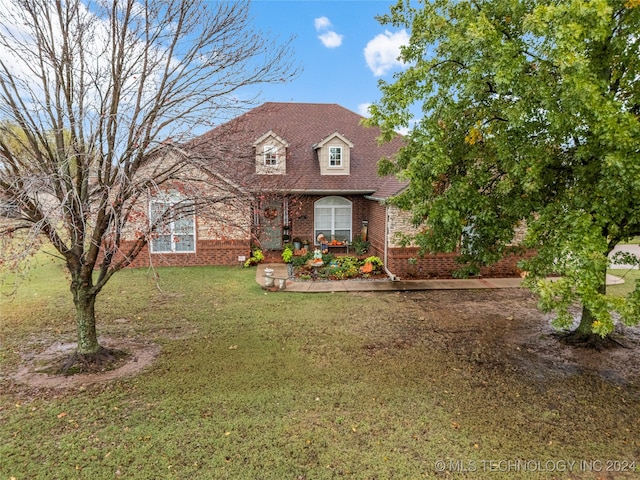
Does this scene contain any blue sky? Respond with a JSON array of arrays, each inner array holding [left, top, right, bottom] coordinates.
[[248, 0, 409, 117], [0, 0, 409, 136]]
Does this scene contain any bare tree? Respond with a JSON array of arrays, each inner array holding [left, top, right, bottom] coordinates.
[[0, 0, 297, 362]]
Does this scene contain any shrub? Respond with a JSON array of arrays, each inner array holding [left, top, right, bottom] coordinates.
[[329, 256, 361, 279], [322, 252, 335, 264], [282, 246, 293, 263], [292, 251, 312, 267], [244, 249, 264, 267], [338, 265, 360, 279], [363, 256, 384, 271], [351, 235, 370, 255], [336, 255, 360, 269]]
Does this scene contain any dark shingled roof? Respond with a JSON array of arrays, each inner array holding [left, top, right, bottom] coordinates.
[[187, 102, 407, 199]]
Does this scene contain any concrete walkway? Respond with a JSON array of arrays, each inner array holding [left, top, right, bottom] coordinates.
[[257, 261, 631, 292], [257, 263, 524, 292], [609, 244, 640, 270]]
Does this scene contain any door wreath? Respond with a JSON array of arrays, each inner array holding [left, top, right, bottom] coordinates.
[[263, 207, 278, 219]]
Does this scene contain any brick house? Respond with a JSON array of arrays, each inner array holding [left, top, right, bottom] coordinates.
[[128, 102, 525, 278]]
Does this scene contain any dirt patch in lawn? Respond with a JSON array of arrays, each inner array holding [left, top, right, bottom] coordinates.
[[356, 288, 640, 386], [12, 336, 160, 390]]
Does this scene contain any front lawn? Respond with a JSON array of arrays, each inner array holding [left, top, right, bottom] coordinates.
[[608, 268, 640, 298], [1, 259, 639, 479]]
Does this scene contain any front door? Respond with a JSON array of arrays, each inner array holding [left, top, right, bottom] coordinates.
[[260, 200, 282, 250]]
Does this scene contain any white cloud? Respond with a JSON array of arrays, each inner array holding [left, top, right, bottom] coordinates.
[[357, 103, 372, 117], [318, 31, 343, 48], [314, 16, 343, 48], [364, 29, 410, 76], [314, 16, 331, 31]]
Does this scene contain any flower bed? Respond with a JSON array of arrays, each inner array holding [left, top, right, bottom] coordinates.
[[290, 253, 388, 281]]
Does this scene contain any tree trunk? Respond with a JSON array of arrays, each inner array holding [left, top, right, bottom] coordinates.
[[562, 270, 618, 349], [576, 270, 607, 335], [575, 304, 597, 335], [71, 283, 101, 355]]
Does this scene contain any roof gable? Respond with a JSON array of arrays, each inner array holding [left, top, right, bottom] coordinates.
[[313, 131, 354, 149], [253, 129, 289, 148]]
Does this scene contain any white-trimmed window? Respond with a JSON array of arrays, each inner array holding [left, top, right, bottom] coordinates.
[[263, 145, 278, 166], [329, 146, 342, 167], [149, 201, 196, 253], [314, 196, 352, 243]]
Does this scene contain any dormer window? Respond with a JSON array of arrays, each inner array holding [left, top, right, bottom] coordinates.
[[264, 145, 278, 167], [313, 132, 353, 176], [329, 147, 342, 167], [253, 130, 288, 175]]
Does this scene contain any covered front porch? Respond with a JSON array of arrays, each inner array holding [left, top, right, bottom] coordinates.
[[253, 194, 378, 258]]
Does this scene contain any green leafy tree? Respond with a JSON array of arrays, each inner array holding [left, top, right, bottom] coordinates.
[[0, 0, 296, 361], [368, 0, 640, 343]]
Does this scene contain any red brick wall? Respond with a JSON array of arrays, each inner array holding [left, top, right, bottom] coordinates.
[[289, 196, 314, 245], [386, 246, 535, 279], [110, 239, 251, 268], [366, 201, 387, 258]]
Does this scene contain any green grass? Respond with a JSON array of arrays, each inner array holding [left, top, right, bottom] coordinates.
[[1, 259, 639, 479], [607, 269, 640, 298]]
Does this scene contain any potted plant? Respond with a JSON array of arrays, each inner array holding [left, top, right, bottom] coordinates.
[[282, 244, 294, 277]]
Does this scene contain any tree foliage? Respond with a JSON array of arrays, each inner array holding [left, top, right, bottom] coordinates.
[[0, 0, 297, 356], [368, 0, 640, 337]]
